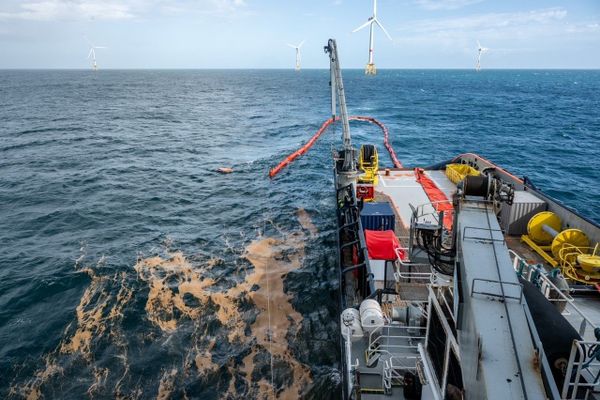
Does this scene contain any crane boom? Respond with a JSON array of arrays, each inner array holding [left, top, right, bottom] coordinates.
[[325, 39, 356, 173]]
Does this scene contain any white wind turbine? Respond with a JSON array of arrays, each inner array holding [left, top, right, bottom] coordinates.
[[476, 40, 489, 72], [352, 0, 392, 75], [287, 40, 305, 71], [85, 37, 107, 71]]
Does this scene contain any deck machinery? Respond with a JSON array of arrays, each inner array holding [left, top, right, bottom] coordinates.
[[325, 39, 600, 399]]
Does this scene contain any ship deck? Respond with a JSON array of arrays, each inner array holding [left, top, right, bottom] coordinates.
[[373, 167, 600, 340], [341, 159, 600, 399], [375, 168, 566, 268]]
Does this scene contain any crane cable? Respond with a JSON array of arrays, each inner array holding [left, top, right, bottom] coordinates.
[[262, 209, 276, 399], [268, 116, 402, 179], [265, 241, 275, 399]]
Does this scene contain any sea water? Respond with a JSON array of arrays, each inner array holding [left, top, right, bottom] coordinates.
[[1, 69, 598, 399]]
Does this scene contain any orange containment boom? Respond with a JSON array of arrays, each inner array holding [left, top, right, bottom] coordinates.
[[414, 168, 454, 231], [350, 116, 402, 170], [268, 116, 402, 179]]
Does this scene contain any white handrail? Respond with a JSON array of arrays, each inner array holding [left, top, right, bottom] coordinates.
[[394, 247, 432, 281], [562, 339, 600, 399], [509, 250, 597, 337], [366, 325, 426, 363]]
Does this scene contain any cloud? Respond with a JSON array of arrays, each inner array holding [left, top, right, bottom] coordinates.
[[210, 0, 247, 12], [565, 21, 600, 33], [0, 0, 249, 21], [414, 0, 483, 11], [401, 7, 568, 34], [0, 1, 134, 20], [390, 7, 576, 55]]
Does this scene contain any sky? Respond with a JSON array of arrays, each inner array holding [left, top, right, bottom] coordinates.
[[0, 0, 599, 69]]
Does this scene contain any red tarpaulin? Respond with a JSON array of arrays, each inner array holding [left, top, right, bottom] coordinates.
[[414, 168, 454, 231], [365, 230, 406, 260]]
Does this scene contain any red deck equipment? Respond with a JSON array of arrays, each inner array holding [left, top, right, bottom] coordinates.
[[365, 229, 406, 261], [414, 168, 454, 231]]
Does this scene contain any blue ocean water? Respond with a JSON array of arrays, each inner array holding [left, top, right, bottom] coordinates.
[[0, 69, 599, 399]]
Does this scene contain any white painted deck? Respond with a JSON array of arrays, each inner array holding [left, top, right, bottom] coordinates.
[[375, 170, 456, 229], [375, 171, 430, 229], [425, 170, 456, 199]]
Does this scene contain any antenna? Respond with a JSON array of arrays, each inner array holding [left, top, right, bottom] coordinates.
[[352, 0, 392, 75]]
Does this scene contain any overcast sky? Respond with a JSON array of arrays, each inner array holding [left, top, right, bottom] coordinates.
[[0, 0, 599, 69]]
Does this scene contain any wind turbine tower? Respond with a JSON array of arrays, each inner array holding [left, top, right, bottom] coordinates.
[[352, 0, 392, 75], [287, 40, 305, 71], [85, 37, 107, 71], [476, 40, 489, 72]]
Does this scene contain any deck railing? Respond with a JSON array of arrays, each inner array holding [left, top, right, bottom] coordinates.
[[365, 324, 426, 366], [509, 250, 597, 337], [382, 355, 418, 394], [510, 250, 600, 399], [393, 247, 433, 282], [411, 200, 452, 229], [561, 339, 600, 399], [343, 327, 361, 399]]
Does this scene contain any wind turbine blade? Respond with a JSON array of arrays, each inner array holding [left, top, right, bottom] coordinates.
[[287, 44, 297, 48], [88, 48, 93, 59], [373, 0, 377, 17], [375, 19, 392, 41], [352, 19, 373, 33], [477, 40, 481, 49], [298, 40, 305, 48], [94, 46, 108, 49]]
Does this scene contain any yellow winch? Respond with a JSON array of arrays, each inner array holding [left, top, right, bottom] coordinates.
[[579, 251, 600, 273], [356, 144, 379, 202], [522, 211, 600, 284], [358, 144, 379, 186]]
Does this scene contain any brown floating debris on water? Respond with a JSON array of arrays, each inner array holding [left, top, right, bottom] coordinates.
[[15, 209, 320, 399], [217, 167, 233, 174], [135, 211, 317, 398], [156, 368, 178, 400], [242, 232, 312, 399], [14, 267, 133, 400], [297, 208, 317, 237], [193, 339, 218, 375], [134, 252, 246, 337], [10, 355, 64, 400], [87, 367, 109, 398]]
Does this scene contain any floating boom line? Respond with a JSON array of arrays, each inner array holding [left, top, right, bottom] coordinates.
[[268, 116, 401, 178]]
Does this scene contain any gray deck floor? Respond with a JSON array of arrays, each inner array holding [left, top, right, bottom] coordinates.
[[376, 171, 430, 229], [424, 170, 456, 199], [564, 297, 600, 342]]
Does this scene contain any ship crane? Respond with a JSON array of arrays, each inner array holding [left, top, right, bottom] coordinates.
[[268, 39, 402, 179], [324, 39, 357, 185]]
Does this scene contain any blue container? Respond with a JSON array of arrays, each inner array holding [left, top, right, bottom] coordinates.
[[360, 202, 395, 231]]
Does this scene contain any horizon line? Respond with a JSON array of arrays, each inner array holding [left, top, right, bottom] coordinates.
[[1, 67, 599, 71]]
